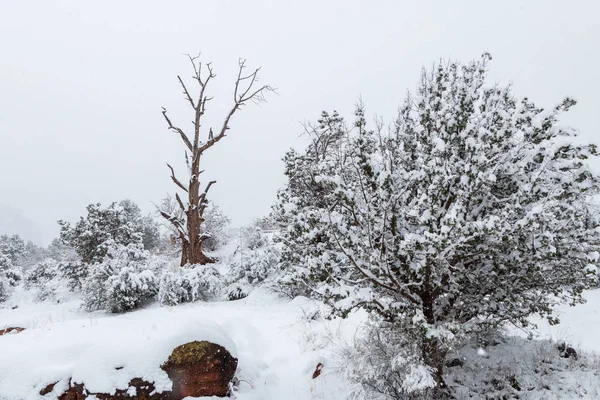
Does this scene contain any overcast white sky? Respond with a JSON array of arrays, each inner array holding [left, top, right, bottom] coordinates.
[[1, 0, 598, 245]]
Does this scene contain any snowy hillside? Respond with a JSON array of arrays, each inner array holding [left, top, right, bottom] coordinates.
[[1, 286, 600, 399], [0, 287, 357, 400]]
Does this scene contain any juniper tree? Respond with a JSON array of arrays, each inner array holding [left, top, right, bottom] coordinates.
[[273, 111, 351, 296], [0, 240, 23, 302], [275, 54, 600, 395], [58, 200, 157, 264], [0, 234, 26, 264]]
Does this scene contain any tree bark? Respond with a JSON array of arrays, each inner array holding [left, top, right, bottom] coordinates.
[[421, 261, 448, 395]]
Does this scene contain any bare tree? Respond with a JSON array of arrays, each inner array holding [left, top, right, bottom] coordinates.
[[160, 54, 273, 266]]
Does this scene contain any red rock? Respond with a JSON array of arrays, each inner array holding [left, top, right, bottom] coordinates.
[[162, 341, 238, 398], [49, 341, 237, 399], [40, 382, 58, 396], [312, 362, 323, 379], [57, 382, 86, 400], [0, 326, 25, 336]]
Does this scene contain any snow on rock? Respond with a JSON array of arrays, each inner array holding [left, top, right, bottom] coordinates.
[[0, 303, 236, 399], [0, 326, 25, 336]]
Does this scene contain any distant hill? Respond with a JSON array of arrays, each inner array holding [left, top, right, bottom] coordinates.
[[0, 205, 42, 244]]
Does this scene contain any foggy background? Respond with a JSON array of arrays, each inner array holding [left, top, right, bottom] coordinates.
[[1, 0, 598, 245]]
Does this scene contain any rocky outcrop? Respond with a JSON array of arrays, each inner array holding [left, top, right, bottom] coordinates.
[[162, 341, 238, 398], [41, 341, 237, 399]]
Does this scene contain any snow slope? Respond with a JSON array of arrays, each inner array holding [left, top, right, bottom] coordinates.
[[0, 289, 363, 400], [527, 290, 600, 353], [1, 288, 599, 399]]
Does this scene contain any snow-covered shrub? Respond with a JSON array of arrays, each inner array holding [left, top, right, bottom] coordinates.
[[225, 228, 281, 299], [0, 252, 22, 302], [158, 264, 222, 305], [231, 245, 280, 286], [46, 238, 78, 262], [340, 318, 435, 400], [57, 261, 89, 291], [201, 205, 231, 252], [236, 216, 278, 252], [25, 258, 59, 286], [25, 258, 63, 301], [228, 246, 281, 300], [1, 235, 54, 270], [241, 222, 271, 251], [82, 243, 163, 313], [118, 200, 161, 252]]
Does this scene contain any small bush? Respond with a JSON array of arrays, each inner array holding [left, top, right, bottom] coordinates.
[[25, 258, 59, 286], [0, 253, 22, 302], [230, 246, 280, 285], [158, 264, 222, 306], [340, 318, 435, 400], [201, 205, 231, 252], [82, 243, 163, 313], [225, 239, 281, 299], [25, 258, 65, 301], [241, 225, 267, 251]]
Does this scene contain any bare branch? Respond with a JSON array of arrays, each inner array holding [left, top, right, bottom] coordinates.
[[158, 210, 187, 239], [202, 63, 216, 86], [197, 180, 216, 219], [162, 107, 193, 152], [199, 61, 273, 153], [184, 151, 191, 173], [177, 76, 196, 109], [185, 52, 201, 81], [199, 232, 212, 242], [198, 180, 217, 207], [166, 163, 189, 193], [174, 192, 186, 212], [327, 211, 421, 306]]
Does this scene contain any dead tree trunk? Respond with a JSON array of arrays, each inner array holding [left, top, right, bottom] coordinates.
[[159, 54, 272, 266]]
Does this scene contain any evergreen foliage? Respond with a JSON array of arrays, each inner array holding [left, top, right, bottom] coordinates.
[[58, 200, 160, 264], [274, 54, 600, 394]]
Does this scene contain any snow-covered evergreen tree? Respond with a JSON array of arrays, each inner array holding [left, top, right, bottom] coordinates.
[[0, 249, 22, 302], [58, 200, 159, 264], [46, 238, 78, 262], [273, 110, 351, 297], [275, 54, 600, 395], [119, 199, 161, 251], [25, 258, 63, 301], [0, 234, 26, 264]]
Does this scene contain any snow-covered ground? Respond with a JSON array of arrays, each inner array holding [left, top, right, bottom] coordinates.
[[0, 288, 363, 400], [1, 287, 599, 399], [527, 290, 600, 353]]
